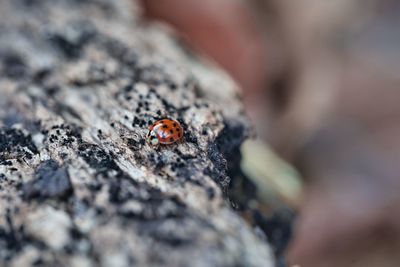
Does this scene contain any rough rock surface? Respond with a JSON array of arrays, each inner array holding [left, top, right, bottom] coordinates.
[[0, 0, 274, 266]]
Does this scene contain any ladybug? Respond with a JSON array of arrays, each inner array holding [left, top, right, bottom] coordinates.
[[146, 119, 184, 146]]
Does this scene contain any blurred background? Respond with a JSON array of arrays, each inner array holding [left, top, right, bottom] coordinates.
[[141, 0, 400, 266]]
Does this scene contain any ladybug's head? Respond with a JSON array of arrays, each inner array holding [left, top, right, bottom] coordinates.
[[146, 130, 159, 146]]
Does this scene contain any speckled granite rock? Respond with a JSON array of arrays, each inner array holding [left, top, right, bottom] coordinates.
[[0, 0, 274, 266]]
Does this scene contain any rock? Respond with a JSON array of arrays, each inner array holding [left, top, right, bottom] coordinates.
[[23, 159, 72, 200], [25, 206, 72, 251], [0, 0, 274, 266]]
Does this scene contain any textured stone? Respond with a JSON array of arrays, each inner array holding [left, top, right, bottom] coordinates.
[[23, 159, 72, 200], [0, 0, 274, 266]]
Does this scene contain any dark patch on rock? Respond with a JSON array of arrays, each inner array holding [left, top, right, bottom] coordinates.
[[205, 120, 248, 191], [206, 187, 215, 200], [53, 102, 82, 121], [215, 120, 246, 178], [78, 143, 122, 176], [206, 144, 229, 189], [183, 131, 198, 145], [0, 210, 21, 253], [109, 177, 187, 221], [0, 128, 38, 162], [127, 138, 143, 151], [33, 68, 52, 84], [100, 37, 129, 63], [0, 51, 27, 78], [254, 209, 294, 258], [0, 128, 34, 152], [23, 160, 73, 200], [227, 171, 258, 212], [46, 21, 96, 59], [0, 226, 20, 252], [43, 84, 59, 97]]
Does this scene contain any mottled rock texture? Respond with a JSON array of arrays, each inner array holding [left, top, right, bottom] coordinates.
[[0, 0, 274, 266]]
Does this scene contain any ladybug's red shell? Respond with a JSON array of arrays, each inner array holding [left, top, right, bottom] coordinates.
[[147, 119, 183, 145]]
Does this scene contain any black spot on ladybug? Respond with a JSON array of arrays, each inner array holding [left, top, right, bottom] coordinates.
[[169, 137, 174, 142], [169, 129, 174, 134], [162, 125, 168, 129], [178, 133, 181, 138], [173, 122, 177, 127], [176, 128, 180, 132]]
